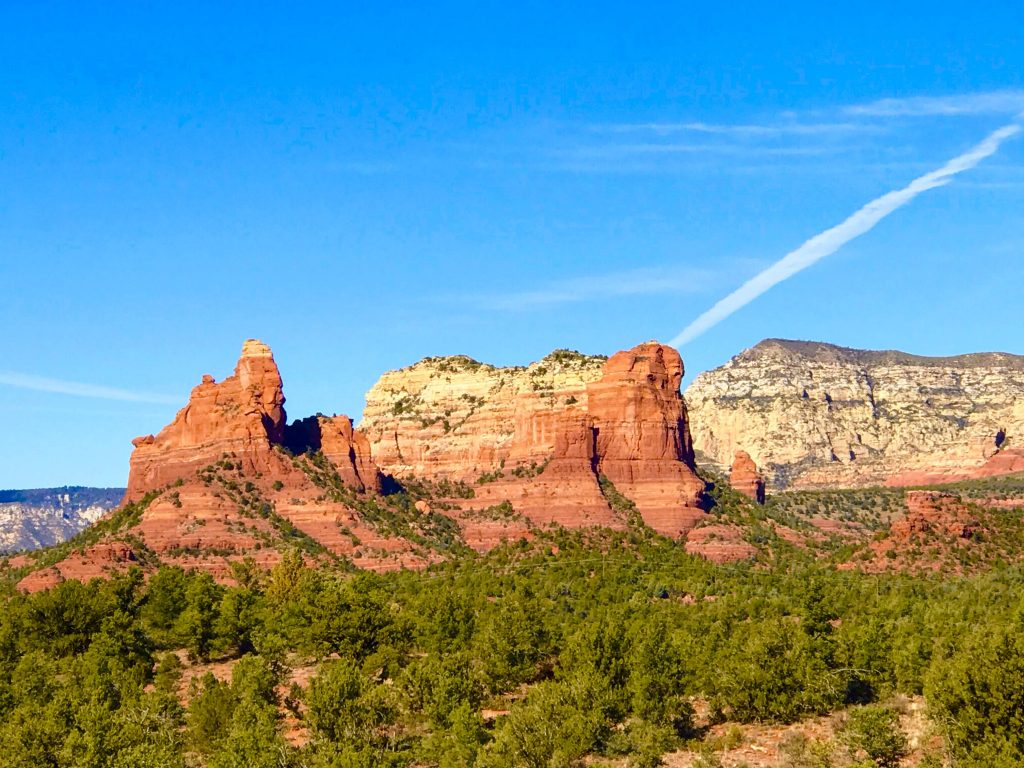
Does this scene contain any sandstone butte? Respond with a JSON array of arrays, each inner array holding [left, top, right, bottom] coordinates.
[[685, 338, 1024, 490], [17, 339, 714, 591], [360, 341, 707, 537]]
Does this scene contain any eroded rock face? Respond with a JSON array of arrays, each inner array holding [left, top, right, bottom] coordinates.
[[125, 339, 289, 501], [360, 350, 608, 479], [587, 343, 706, 535], [466, 413, 625, 534], [284, 415, 382, 493], [17, 542, 138, 592], [0, 488, 122, 553], [94, 340, 417, 590], [362, 341, 707, 537], [730, 450, 766, 504], [686, 339, 1024, 489], [842, 491, 990, 574], [891, 492, 980, 541]]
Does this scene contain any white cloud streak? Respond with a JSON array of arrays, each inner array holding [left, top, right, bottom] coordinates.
[[596, 121, 872, 137], [471, 266, 716, 311], [670, 121, 1022, 348], [0, 371, 180, 405], [846, 90, 1024, 117]]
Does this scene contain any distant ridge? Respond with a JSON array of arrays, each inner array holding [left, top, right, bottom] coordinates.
[[0, 487, 124, 554], [740, 338, 1024, 370], [686, 338, 1024, 490], [0, 487, 124, 506]]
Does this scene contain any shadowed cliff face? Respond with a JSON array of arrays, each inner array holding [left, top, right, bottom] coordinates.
[[685, 338, 1024, 490], [284, 415, 382, 494]]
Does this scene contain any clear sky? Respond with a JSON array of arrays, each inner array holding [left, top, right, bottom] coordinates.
[[2, 2, 1023, 488]]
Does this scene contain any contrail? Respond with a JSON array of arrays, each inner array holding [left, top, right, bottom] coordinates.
[[0, 371, 179, 405], [670, 121, 1022, 348]]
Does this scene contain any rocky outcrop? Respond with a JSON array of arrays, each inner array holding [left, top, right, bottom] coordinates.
[[730, 451, 766, 504], [284, 415, 382, 493], [45, 340, 429, 591], [890, 491, 980, 541], [686, 339, 1024, 489], [885, 447, 1024, 487], [466, 413, 625, 533], [16, 541, 138, 592], [587, 344, 706, 535], [360, 350, 608, 479], [684, 524, 758, 563], [125, 340, 290, 501], [361, 342, 707, 537], [842, 491, 995, 574]]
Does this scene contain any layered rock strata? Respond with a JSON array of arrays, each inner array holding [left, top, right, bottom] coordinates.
[[50, 340, 427, 590], [361, 342, 707, 536], [0, 487, 122, 553], [686, 339, 1024, 489]]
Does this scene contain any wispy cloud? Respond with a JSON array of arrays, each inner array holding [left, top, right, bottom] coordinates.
[[558, 90, 1024, 175], [846, 90, 1024, 117], [595, 121, 875, 137], [670, 121, 1023, 347], [467, 266, 719, 311], [0, 371, 180, 405], [561, 143, 831, 158]]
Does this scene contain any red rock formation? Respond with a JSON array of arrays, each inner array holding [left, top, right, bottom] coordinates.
[[357, 341, 708, 537], [21, 339, 716, 592], [841, 491, 994, 574], [124, 339, 289, 501], [890, 491, 980, 541], [470, 414, 625, 535], [469, 343, 708, 538], [731, 450, 766, 504], [17, 542, 137, 592], [586, 342, 706, 536], [285, 415, 382, 493]]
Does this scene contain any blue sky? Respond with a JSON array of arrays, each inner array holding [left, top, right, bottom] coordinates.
[[2, 2, 1023, 487]]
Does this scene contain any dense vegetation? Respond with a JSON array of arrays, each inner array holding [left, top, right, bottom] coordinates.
[[2, 513, 1024, 767]]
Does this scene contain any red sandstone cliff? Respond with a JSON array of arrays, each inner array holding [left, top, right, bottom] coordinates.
[[28, 340, 423, 592], [586, 343, 706, 535], [124, 340, 289, 502], [284, 414, 382, 494], [361, 341, 707, 538]]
